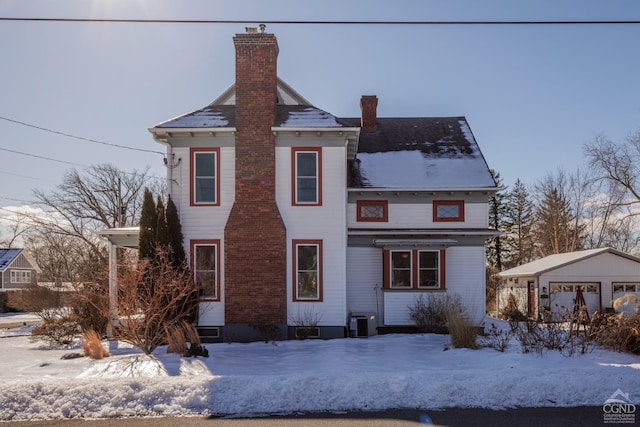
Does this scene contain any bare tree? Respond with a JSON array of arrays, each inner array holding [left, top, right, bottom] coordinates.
[[25, 164, 156, 280], [0, 210, 31, 248]]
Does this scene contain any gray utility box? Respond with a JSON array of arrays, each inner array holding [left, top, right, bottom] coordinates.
[[349, 313, 377, 337]]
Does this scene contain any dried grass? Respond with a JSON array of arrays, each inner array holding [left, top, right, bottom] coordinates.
[[82, 329, 110, 359]]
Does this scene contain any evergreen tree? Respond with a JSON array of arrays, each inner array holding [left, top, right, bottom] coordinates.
[[504, 179, 536, 267], [155, 196, 168, 250], [138, 188, 157, 260], [486, 170, 508, 271], [166, 196, 186, 270]]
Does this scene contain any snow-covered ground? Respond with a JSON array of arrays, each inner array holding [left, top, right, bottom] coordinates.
[[0, 315, 639, 421]]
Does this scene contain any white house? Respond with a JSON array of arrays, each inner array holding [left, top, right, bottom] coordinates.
[[497, 248, 640, 319], [142, 28, 498, 341]]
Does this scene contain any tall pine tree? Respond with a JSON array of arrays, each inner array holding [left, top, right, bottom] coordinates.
[[138, 188, 157, 261], [166, 196, 186, 270], [504, 179, 536, 267]]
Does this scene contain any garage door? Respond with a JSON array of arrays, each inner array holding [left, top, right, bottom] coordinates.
[[612, 283, 640, 314], [548, 283, 600, 318]]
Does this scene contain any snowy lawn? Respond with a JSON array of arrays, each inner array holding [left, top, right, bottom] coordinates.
[[0, 319, 639, 421]]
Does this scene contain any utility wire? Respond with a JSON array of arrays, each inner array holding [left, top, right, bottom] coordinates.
[[0, 170, 40, 180], [0, 147, 90, 168], [1, 17, 640, 25], [0, 116, 164, 156], [0, 196, 38, 204]]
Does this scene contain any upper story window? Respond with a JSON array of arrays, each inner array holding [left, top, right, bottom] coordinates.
[[357, 200, 388, 222], [433, 200, 464, 222], [191, 239, 220, 301], [292, 148, 322, 206], [190, 147, 220, 206], [293, 239, 323, 301], [384, 249, 445, 290]]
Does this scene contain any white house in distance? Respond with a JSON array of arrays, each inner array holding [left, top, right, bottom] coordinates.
[[497, 248, 640, 319], [142, 28, 498, 342]]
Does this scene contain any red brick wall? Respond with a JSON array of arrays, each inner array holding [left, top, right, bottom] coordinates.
[[360, 95, 378, 131], [224, 32, 287, 325]]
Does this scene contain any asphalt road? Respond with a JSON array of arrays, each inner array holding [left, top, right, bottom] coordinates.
[[4, 407, 617, 427]]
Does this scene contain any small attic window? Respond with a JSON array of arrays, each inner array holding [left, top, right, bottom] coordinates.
[[433, 200, 464, 222], [357, 200, 388, 222]]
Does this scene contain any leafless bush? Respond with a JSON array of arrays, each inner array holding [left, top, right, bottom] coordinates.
[[31, 316, 80, 346], [408, 293, 464, 332], [68, 282, 109, 336], [289, 305, 322, 339], [114, 249, 199, 354], [165, 320, 208, 357], [481, 323, 514, 352], [498, 293, 527, 321], [82, 329, 110, 359], [590, 312, 640, 355]]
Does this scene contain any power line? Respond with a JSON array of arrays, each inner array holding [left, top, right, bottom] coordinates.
[[1, 17, 640, 25], [0, 196, 38, 204], [0, 147, 90, 168], [0, 170, 40, 180], [0, 116, 164, 156]]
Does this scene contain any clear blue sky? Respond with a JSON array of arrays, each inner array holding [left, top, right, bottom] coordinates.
[[1, 0, 639, 210]]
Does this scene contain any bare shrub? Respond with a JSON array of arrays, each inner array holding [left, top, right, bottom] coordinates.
[[82, 329, 110, 359], [166, 324, 188, 355], [590, 312, 640, 355], [31, 316, 80, 346], [68, 283, 109, 336], [446, 308, 479, 349], [289, 305, 322, 339], [165, 320, 208, 357], [481, 323, 514, 352], [115, 249, 199, 354], [408, 293, 464, 332]]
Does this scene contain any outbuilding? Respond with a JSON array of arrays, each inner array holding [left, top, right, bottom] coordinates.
[[497, 248, 640, 319]]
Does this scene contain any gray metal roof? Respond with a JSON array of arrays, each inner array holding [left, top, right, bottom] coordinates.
[[0, 248, 23, 271]]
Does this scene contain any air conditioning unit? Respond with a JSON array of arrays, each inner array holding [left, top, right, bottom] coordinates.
[[349, 313, 377, 337]]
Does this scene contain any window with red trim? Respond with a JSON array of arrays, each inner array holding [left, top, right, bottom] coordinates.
[[433, 200, 464, 222], [292, 148, 322, 206], [191, 239, 220, 300], [293, 239, 323, 301], [190, 147, 220, 206], [357, 200, 388, 222], [383, 249, 445, 290]]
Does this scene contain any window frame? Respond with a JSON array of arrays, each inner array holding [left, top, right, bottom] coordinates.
[[190, 239, 221, 301], [356, 200, 389, 222], [10, 269, 31, 284], [190, 147, 220, 206], [291, 147, 322, 206], [433, 200, 465, 222], [292, 239, 323, 302], [383, 249, 446, 291]]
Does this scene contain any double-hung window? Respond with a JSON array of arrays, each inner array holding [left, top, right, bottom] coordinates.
[[191, 240, 220, 300], [293, 240, 322, 301], [292, 148, 322, 206], [384, 249, 445, 290], [10, 270, 31, 284], [191, 148, 220, 206]]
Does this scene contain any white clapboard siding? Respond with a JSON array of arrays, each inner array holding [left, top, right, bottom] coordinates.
[[276, 145, 348, 325], [198, 301, 224, 326], [347, 202, 488, 229], [346, 246, 383, 317], [383, 246, 486, 325]]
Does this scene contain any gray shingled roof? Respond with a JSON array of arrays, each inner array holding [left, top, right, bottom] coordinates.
[[0, 248, 22, 271]]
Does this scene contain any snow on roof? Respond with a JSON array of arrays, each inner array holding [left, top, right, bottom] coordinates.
[[0, 248, 22, 271], [356, 150, 495, 189], [498, 248, 640, 277], [278, 106, 344, 128], [154, 107, 230, 129]]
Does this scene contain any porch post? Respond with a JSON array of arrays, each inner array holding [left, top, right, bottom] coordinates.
[[107, 241, 118, 339]]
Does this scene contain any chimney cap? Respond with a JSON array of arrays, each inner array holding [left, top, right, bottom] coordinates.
[[245, 27, 258, 33]]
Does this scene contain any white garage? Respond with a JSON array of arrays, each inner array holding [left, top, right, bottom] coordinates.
[[497, 248, 640, 320]]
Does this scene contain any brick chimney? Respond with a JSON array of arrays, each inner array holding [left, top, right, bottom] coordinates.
[[224, 29, 287, 338], [360, 95, 378, 131]]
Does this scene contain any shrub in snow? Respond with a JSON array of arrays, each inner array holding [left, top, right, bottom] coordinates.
[[288, 305, 322, 340], [498, 293, 527, 322], [481, 323, 514, 352], [166, 320, 208, 357], [590, 312, 640, 355], [31, 316, 80, 346], [445, 308, 479, 349], [408, 293, 464, 333], [82, 329, 110, 359]]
